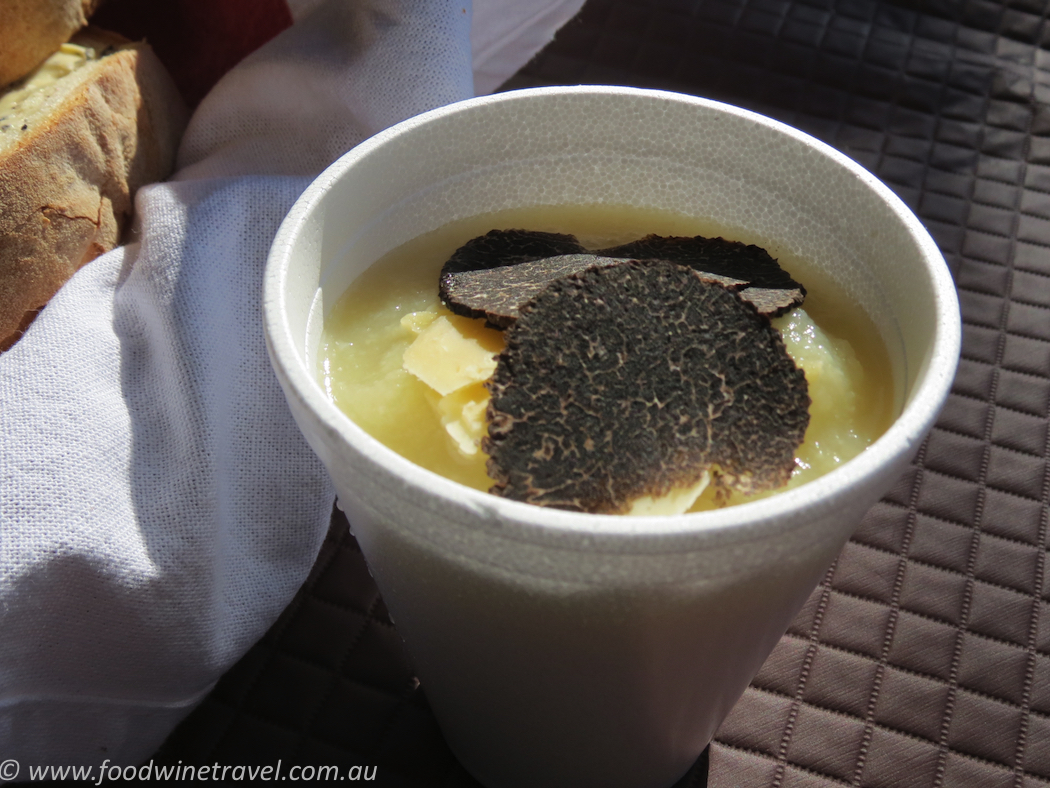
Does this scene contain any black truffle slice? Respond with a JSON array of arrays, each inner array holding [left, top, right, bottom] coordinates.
[[439, 229, 589, 326], [597, 234, 805, 316], [483, 261, 810, 514], [441, 254, 633, 329], [441, 229, 587, 275]]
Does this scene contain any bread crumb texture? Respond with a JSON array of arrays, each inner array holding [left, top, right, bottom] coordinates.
[[0, 0, 98, 89]]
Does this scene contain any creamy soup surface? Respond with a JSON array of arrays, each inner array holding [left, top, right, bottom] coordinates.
[[319, 205, 895, 513]]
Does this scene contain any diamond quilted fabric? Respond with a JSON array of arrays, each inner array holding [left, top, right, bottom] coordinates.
[[158, 1, 1050, 786]]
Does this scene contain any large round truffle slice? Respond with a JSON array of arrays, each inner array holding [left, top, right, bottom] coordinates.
[[483, 261, 810, 514], [597, 234, 805, 316]]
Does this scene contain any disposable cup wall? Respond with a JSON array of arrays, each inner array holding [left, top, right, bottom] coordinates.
[[264, 86, 960, 788]]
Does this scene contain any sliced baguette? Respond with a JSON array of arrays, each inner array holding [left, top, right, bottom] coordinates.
[[0, 0, 101, 89], [0, 27, 188, 349]]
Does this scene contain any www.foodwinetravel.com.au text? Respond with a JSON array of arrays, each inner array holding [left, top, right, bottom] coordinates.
[[0, 758, 377, 783]]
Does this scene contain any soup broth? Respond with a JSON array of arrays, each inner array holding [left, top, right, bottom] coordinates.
[[319, 204, 895, 513]]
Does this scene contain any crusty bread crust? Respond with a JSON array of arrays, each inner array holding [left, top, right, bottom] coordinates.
[[0, 27, 188, 348], [0, 0, 100, 88]]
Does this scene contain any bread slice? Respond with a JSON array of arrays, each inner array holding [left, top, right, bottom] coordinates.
[[0, 0, 101, 89], [0, 27, 188, 349]]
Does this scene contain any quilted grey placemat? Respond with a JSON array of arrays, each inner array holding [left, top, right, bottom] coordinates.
[[157, 1, 1050, 786]]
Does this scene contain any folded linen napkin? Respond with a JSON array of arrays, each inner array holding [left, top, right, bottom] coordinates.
[[0, 0, 582, 769]]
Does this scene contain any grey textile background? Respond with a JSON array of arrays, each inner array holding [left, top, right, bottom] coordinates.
[[157, 1, 1050, 786]]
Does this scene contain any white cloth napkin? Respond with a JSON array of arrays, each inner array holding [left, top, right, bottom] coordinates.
[[0, 0, 582, 768]]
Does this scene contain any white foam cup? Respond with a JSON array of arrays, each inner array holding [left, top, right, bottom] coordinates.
[[264, 86, 961, 788]]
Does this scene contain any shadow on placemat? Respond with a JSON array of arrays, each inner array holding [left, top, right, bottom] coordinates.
[[156, 507, 710, 787]]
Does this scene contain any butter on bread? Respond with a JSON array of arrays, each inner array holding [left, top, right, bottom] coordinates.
[[0, 0, 101, 89], [0, 26, 188, 349]]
